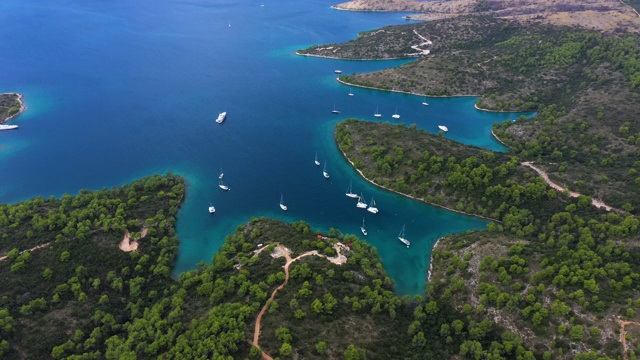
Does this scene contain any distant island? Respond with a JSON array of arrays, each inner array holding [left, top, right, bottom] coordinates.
[[0, 93, 25, 124], [332, 0, 640, 34]]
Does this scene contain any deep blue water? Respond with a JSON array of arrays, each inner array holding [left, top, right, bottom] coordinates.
[[0, 0, 525, 295]]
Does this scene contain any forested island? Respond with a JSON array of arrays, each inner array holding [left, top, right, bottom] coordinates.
[[0, 93, 24, 124]]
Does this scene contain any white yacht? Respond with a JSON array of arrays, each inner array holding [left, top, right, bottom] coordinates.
[[398, 225, 410, 248], [208, 203, 216, 214], [279, 194, 287, 211], [345, 181, 358, 198], [219, 168, 224, 179], [219, 179, 229, 191], [367, 198, 379, 214], [323, 162, 330, 179], [331, 104, 340, 114], [314, 153, 320, 166], [334, 69, 342, 74], [216, 112, 226, 123], [422, 97, 429, 106], [438, 125, 449, 132], [374, 106, 382, 118], [392, 106, 400, 119], [356, 194, 367, 209], [360, 217, 367, 236], [0, 124, 18, 131]]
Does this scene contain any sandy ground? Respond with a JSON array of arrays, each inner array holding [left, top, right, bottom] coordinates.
[[118, 227, 148, 252]]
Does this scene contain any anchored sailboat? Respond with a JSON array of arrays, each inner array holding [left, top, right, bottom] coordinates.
[[331, 104, 340, 114], [279, 194, 287, 211], [398, 225, 410, 248], [208, 202, 216, 214], [219, 179, 229, 191], [346, 181, 358, 198], [219, 167, 224, 179], [356, 194, 367, 209], [392, 106, 400, 119], [360, 217, 367, 236], [314, 153, 320, 166], [374, 106, 382, 118], [323, 162, 330, 179], [367, 198, 379, 214]]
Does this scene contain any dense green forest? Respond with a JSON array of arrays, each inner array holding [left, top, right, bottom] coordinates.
[[336, 118, 640, 358], [0, 175, 547, 359], [302, 15, 640, 212]]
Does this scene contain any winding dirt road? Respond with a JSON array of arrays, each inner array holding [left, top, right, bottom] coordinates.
[[521, 162, 622, 213], [251, 243, 347, 359]]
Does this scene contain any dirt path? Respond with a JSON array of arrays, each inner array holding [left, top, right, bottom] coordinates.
[[619, 319, 640, 360], [408, 29, 432, 56], [251, 243, 347, 359], [0, 242, 52, 262], [521, 162, 623, 212]]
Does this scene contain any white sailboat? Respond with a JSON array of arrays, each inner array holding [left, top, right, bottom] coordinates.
[[356, 194, 367, 209], [218, 167, 224, 179], [314, 153, 320, 166], [374, 106, 382, 118], [367, 198, 379, 214], [219, 179, 229, 191], [348, 87, 354, 96], [346, 181, 358, 198], [208, 202, 216, 214], [323, 162, 330, 179], [331, 104, 340, 114], [360, 217, 367, 236], [438, 125, 449, 132], [392, 106, 400, 119], [398, 224, 410, 247], [422, 97, 429, 106], [279, 194, 287, 211]]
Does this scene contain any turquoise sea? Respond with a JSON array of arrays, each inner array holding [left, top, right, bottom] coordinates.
[[0, 0, 524, 295]]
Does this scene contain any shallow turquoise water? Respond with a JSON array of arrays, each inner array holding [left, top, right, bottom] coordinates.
[[0, 0, 525, 295]]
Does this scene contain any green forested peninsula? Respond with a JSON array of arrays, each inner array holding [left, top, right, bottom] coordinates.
[[302, 15, 640, 212], [0, 175, 543, 359], [336, 119, 640, 358]]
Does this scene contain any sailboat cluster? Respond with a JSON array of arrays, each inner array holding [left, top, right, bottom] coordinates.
[[346, 178, 409, 247], [347, 182, 379, 214]]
